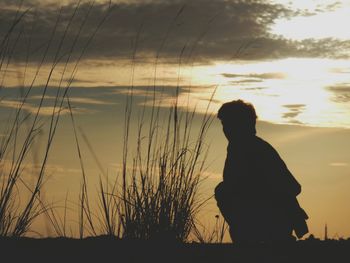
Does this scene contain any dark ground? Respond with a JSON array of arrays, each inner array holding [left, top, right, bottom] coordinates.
[[1, 237, 349, 263]]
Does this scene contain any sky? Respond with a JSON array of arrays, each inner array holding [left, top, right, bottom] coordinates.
[[1, 0, 350, 239]]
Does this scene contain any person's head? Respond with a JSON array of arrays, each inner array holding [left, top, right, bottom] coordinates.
[[217, 99, 257, 141]]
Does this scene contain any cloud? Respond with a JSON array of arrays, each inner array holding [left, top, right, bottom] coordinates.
[[2, 0, 350, 64], [241, 87, 267, 91], [230, 79, 263, 85], [29, 95, 117, 105], [0, 158, 81, 181], [223, 72, 287, 79], [222, 71, 286, 87], [111, 85, 186, 98], [284, 104, 307, 108], [282, 104, 306, 119], [316, 2, 343, 13], [68, 96, 117, 105], [0, 98, 97, 115], [329, 68, 350, 74], [327, 84, 350, 103], [329, 162, 348, 167]]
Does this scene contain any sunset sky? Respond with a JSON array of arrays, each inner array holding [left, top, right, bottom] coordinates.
[[1, 0, 350, 239]]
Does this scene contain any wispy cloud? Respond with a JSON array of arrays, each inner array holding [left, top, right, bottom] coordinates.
[[222, 72, 287, 79], [0, 158, 82, 181], [328, 84, 350, 103], [0, 99, 96, 116], [29, 95, 117, 105], [229, 79, 263, 85], [282, 104, 306, 119], [329, 162, 348, 167]]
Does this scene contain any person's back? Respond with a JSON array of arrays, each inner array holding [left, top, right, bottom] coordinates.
[[215, 100, 308, 244]]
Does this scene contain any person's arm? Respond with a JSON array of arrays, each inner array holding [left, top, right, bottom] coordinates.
[[264, 143, 301, 197], [223, 143, 234, 184]]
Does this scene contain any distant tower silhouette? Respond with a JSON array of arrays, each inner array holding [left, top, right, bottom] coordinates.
[[324, 223, 328, 240]]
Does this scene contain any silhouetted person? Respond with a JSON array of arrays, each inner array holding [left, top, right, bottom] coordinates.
[[215, 99, 308, 244]]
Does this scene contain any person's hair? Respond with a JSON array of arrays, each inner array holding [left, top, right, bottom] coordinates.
[[217, 99, 257, 134]]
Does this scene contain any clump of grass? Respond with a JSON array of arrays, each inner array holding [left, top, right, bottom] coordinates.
[[118, 73, 216, 241]]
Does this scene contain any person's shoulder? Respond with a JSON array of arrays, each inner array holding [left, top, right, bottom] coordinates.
[[253, 136, 279, 155]]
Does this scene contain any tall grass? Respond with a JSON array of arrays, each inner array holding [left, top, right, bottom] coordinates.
[[0, 3, 64, 236], [0, 1, 113, 237], [1, 1, 220, 241]]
